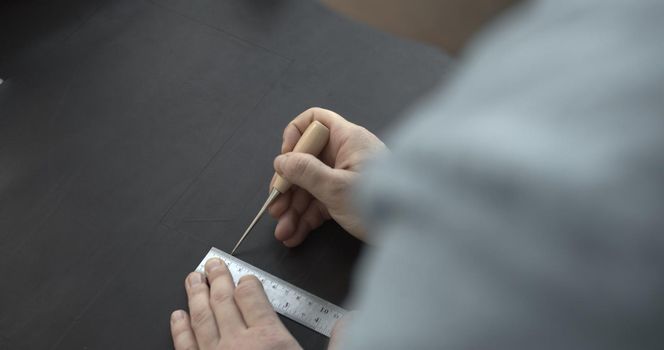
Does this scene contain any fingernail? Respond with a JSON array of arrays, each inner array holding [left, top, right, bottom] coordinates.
[[206, 258, 222, 272], [188, 273, 203, 287], [238, 275, 251, 284], [171, 310, 184, 322]]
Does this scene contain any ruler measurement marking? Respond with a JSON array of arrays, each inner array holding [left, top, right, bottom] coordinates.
[[195, 247, 346, 337]]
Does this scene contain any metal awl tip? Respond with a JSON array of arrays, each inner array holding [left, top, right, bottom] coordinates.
[[231, 188, 281, 255]]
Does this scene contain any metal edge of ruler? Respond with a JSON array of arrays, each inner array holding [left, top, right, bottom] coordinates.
[[195, 247, 347, 337]]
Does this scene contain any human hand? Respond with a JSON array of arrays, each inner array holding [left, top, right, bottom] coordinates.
[[170, 258, 301, 350], [269, 107, 386, 246], [327, 311, 352, 350]]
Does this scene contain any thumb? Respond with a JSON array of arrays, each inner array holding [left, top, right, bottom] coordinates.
[[274, 152, 337, 201]]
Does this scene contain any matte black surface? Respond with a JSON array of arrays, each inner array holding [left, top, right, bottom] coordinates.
[[0, 0, 449, 348]]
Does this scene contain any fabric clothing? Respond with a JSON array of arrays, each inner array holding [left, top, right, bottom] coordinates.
[[344, 0, 664, 348]]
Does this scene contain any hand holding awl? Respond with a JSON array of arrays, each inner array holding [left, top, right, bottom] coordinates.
[[231, 120, 330, 255]]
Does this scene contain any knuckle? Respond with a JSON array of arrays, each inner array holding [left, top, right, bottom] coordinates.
[[284, 122, 298, 138], [172, 329, 190, 343], [234, 277, 261, 299], [178, 343, 199, 350], [351, 125, 371, 140], [355, 125, 370, 134], [210, 289, 234, 305], [189, 309, 212, 329], [188, 282, 208, 296], [174, 335, 197, 350], [171, 324, 188, 338], [307, 106, 325, 114], [325, 174, 349, 198], [256, 309, 279, 325], [352, 125, 376, 142], [206, 266, 229, 282]]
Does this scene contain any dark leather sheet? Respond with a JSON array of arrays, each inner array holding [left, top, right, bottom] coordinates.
[[0, 0, 448, 348]]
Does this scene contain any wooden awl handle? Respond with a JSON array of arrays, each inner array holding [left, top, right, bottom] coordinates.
[[273, 120, 330, 193]]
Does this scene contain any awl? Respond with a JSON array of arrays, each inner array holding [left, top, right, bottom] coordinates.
[[231, 120, 330, 255]]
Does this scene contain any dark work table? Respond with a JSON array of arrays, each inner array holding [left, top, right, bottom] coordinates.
[[0, 0, 448, 348]]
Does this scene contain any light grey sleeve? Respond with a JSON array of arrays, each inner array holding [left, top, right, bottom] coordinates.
[[343, 135, 664, 349], [340, 0, 664, 348]]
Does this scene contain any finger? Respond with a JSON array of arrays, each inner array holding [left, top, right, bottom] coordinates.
[[272, 188, 310, 239], [281, 121, 303, 154], [284, 201, 325, 247], [234, 275, 281, 327], [290, 187, 312, 215], [205, 258, 246, 335], [170, 310, 199, 350], [274, 152, 339, 202], [328, 312, 354, 350], [185, 272, 219, 348], [289, 107, 347, 142], [282, 108, 348, 157], [268, 187, 291, 218], [283, 221, 309, 248], [300, 199, 327, 230], [274, 208, 299, 241]]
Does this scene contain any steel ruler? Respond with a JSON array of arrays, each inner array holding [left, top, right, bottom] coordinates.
[[195, 247, 346, 337]]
